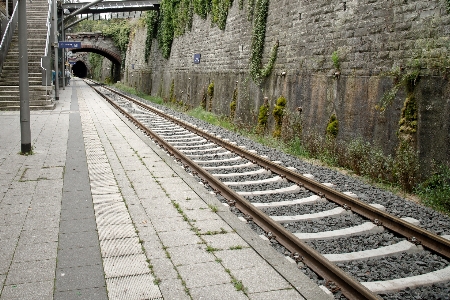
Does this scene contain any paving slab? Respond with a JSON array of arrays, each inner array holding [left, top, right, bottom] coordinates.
[[190, 283, 248, 300], [177, 261, 231, 289], [0, 280, 54, 300]]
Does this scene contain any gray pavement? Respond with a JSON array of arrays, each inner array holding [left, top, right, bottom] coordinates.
[[0, 78, 331, 300]]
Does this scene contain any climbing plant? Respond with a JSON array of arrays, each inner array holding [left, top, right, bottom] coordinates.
[[89, 53, 104, 81], [238, 0, 244, 10], [249, 0, 278, 84], [72, 19, 131, 63], [143, 11, 159, 62], [102, 20, 132, 55], [247, 0, 256, 20], [174, 0, 194, 36], [194, 0, 212, 19], [157, 0, 175, 59], [211, 0, 233, 30]]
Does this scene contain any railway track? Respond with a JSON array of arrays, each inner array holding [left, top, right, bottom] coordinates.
[[86, 80, 450, 300]]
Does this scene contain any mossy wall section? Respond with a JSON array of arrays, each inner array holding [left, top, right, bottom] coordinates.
[[124, 0, 450, 176]]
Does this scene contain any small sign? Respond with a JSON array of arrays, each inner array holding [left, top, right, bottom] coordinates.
[[58, 41, 81, 48], [194, 54, 201, 64], [69, 62, 76, 65]]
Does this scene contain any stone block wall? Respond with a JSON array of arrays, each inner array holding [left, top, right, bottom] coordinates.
[[123, 0, 450, 176]]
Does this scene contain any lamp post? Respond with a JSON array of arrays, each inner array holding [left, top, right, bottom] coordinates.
[[19, 0, 31, 153]]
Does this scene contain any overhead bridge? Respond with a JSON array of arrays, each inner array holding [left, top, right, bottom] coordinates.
[[62, 0, 160, 15]]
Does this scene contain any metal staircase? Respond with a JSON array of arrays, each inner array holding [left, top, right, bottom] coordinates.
[[0, 0, 54, 110]]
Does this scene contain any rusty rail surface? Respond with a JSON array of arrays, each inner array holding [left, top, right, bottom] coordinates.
[[89, 80, 448, 299]]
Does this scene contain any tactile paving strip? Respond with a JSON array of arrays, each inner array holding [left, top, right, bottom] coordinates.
[[78, 96, 162, 300]]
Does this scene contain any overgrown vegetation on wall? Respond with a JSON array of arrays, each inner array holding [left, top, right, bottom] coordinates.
[[72, 19, 131, 65], [249, 0, 278, 84], [375, 61, 421, 192], [256, 97, 269, 134], [143, 0, 277, 83], [272, 95, 286, 138], [89, 53, 104, 81], [143, 11, 159, 62]]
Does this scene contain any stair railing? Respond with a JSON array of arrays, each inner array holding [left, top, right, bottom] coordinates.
[[41, 0, 52, 93], [0, 0, 18, 74]]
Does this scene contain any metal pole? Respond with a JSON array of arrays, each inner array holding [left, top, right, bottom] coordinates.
[[18, 0, 31, 153], [61, 7, 65, 90], [6, 0, 8, 19], [53, 0, 59, 100]]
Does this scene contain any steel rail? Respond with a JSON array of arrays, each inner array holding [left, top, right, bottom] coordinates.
[[101, 86, 450, 261], [88, 81, 381, 300]]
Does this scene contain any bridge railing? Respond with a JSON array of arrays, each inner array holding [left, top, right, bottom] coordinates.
[[0, 0, 18, 75]]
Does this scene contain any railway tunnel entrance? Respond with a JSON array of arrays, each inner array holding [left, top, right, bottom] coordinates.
[[72, 61, 88, 78]]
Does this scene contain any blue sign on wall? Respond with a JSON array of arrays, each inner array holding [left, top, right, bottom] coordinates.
[[59, 41, 81, 48], [194, 54, 201, 64]]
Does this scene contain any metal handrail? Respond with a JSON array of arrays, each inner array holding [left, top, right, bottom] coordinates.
[[44, 0, 52, 57], [0, 1, 18, 74]]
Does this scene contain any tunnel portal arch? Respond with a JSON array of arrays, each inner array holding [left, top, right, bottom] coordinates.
[[72, 60, 88, 78], [70, 45, 121, 82]]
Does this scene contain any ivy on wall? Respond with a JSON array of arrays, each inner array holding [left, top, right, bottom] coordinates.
[[73, 19, 131, 65], [143, 11, 159, 62], [249, 0, 278, 84], [89, 53, 104, 80], [143, 0, 278, 85], [194, 0, 211, 19], [157, 1, 175, 59], [211, 0, 233, 30], [174, 0, 194, 37], [247, 0, 255, 21]]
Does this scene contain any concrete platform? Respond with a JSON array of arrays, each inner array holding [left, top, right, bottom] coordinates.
[[0, 78, 331, 300]]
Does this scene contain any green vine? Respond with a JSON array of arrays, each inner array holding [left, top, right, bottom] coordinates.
[[238, 0, 244, 10], [249, 0, 278, 84], [211, 0, 233, 30], [272, 96, 286, 138], [143, 11, 159, 62], [88, 53, 104, 81], [194, 0, 211, 19], [157, 1, 175, 59], [174, 0, 194, 37], [247, 0, 256, 21]]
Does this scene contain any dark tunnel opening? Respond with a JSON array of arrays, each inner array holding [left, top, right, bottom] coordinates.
[[72, 61, 88, 78]]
